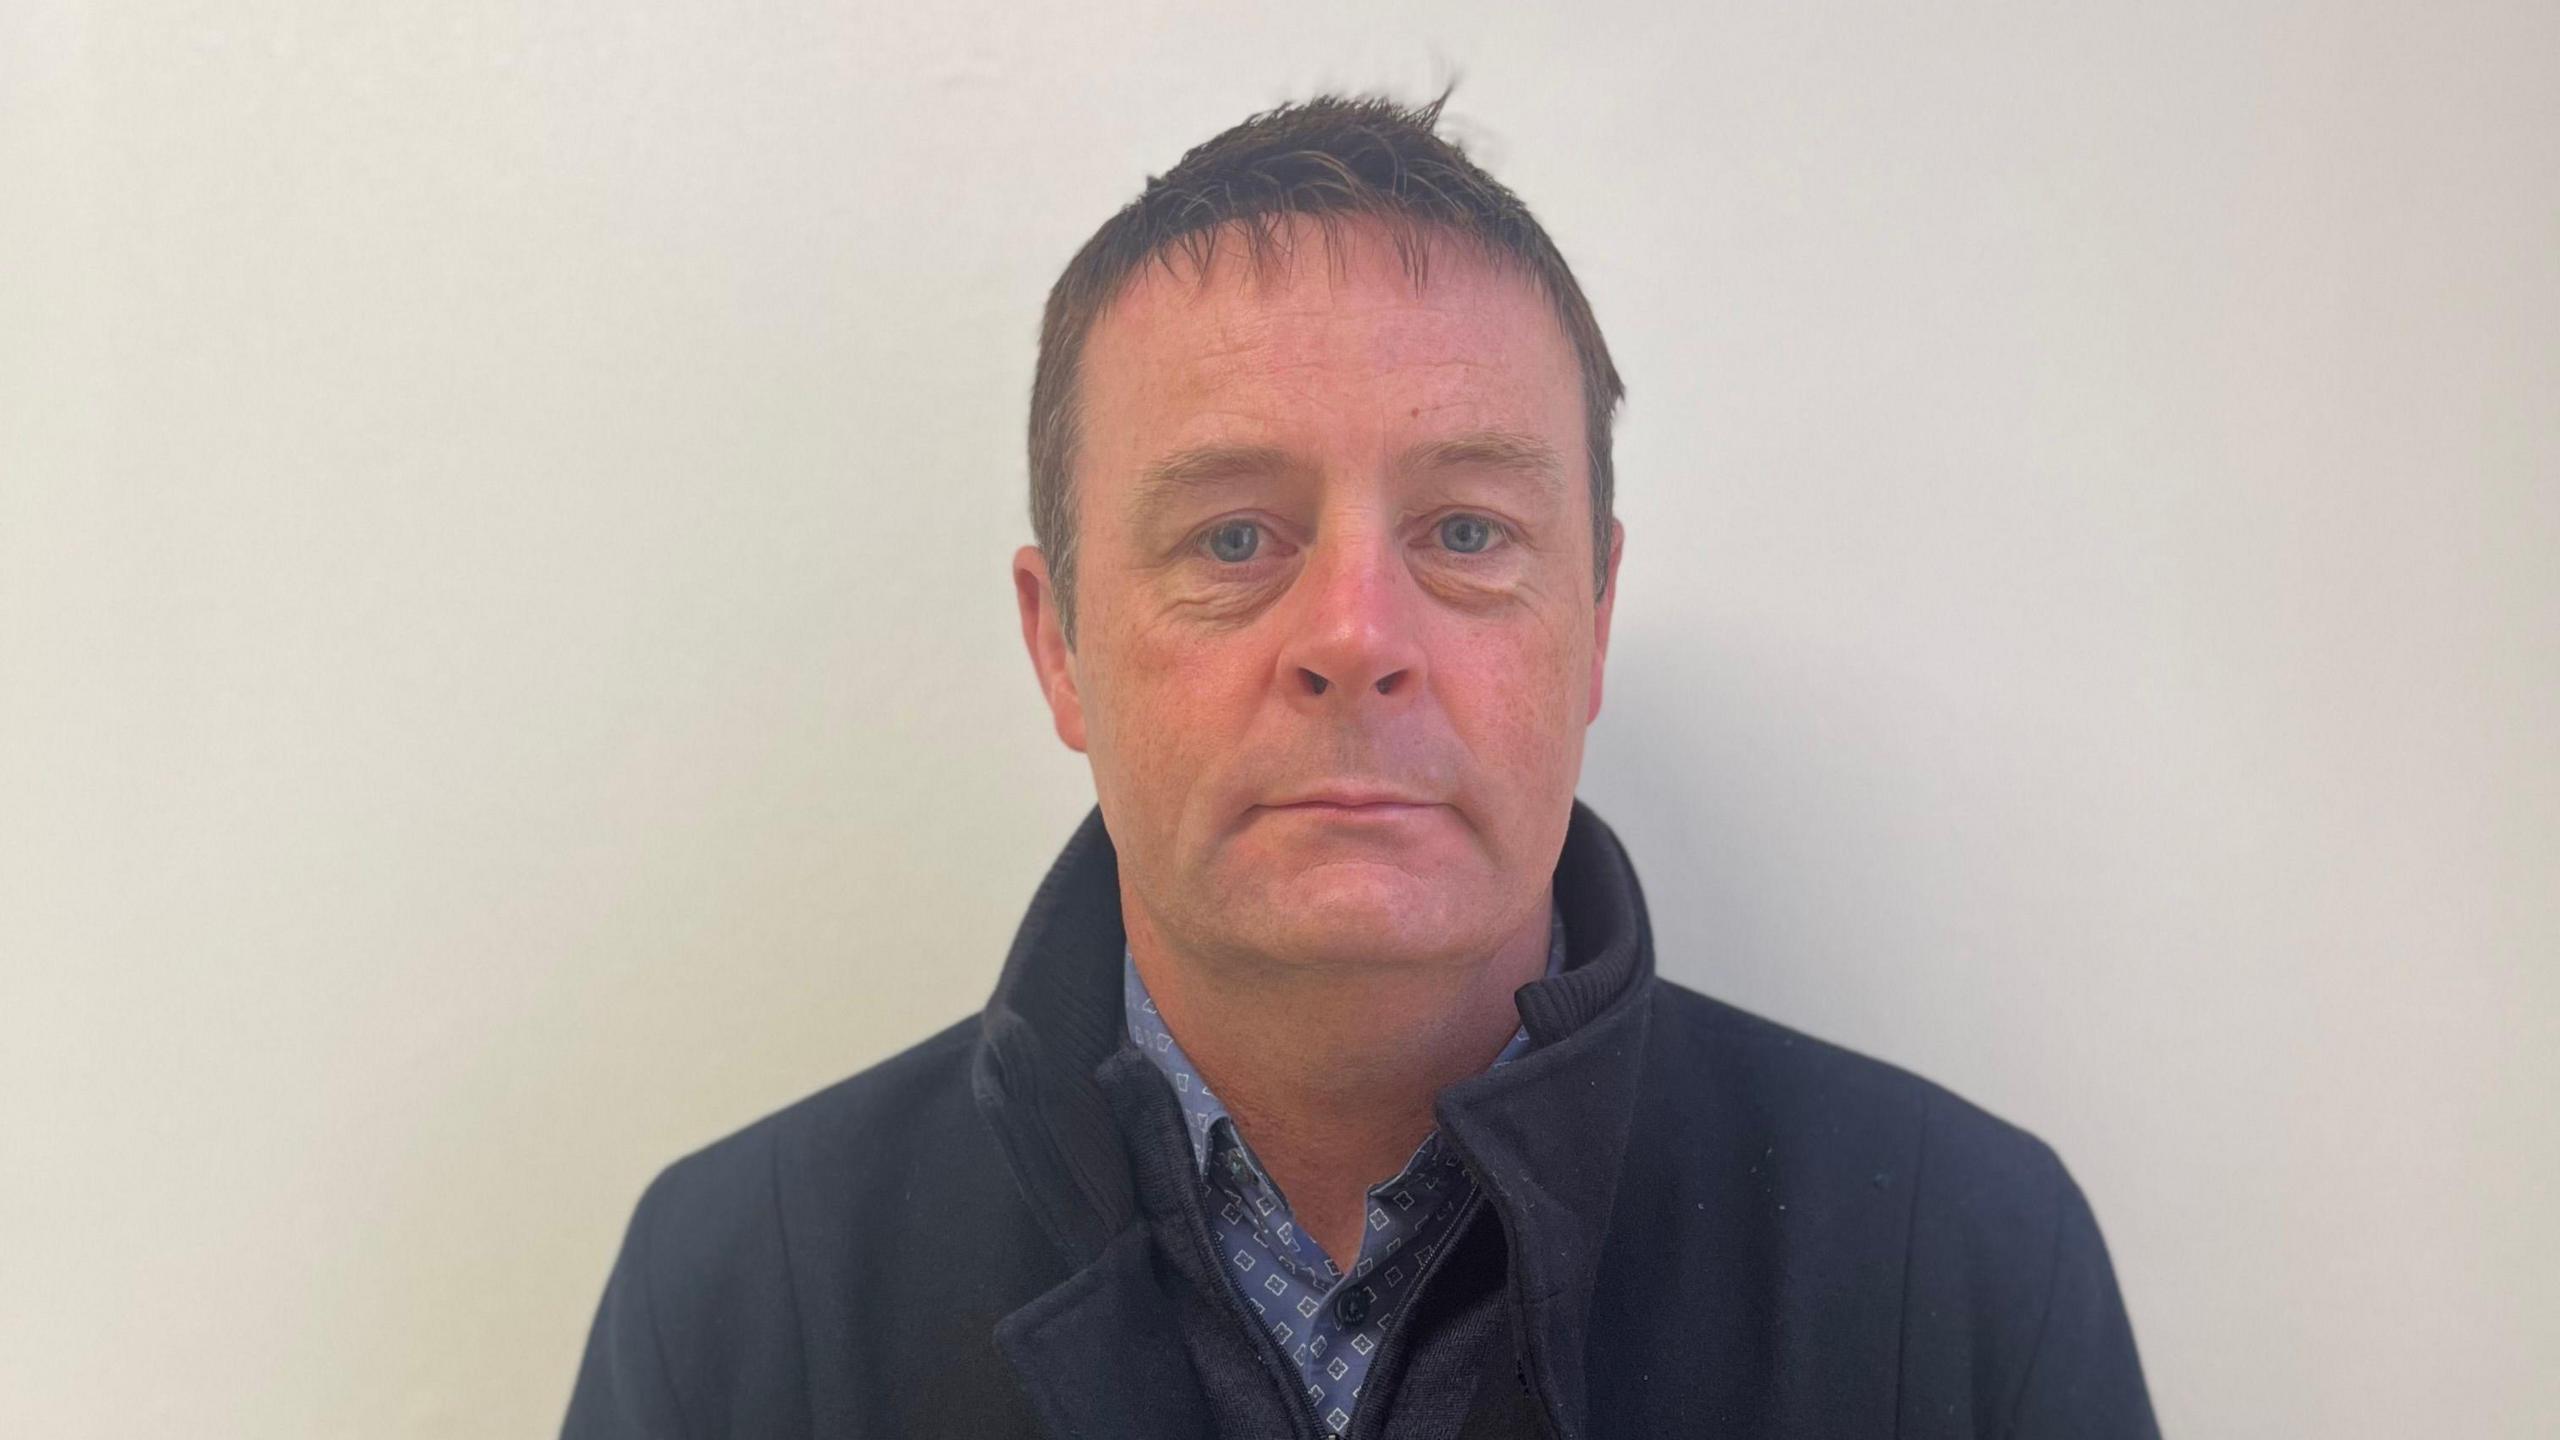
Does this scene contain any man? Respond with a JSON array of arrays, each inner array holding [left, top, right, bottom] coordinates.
[[563, 90, 2157, 1439]]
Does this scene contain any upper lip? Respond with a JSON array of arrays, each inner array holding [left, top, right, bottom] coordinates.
[[1269, 789, 1435, 808]]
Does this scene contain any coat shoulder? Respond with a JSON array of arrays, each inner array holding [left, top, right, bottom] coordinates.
[[638, 1009, 988, 1239], [564, 1014, 1018, 1437], [606, 1013, 991, 1344], [1635, 979, 2156, 1436], [1645, 975, 2067, 1192]]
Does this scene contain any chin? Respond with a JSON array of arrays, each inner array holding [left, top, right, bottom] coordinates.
[[1257, 864, 1467, 952]]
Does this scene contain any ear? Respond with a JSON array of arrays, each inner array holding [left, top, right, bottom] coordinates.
[[1587, 517, 1624, 726], [1013, 544, 1089, 753]]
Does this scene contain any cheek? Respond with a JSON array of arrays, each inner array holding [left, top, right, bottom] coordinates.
[[1090, 620, 1260, 788], [1446, 615, 1589, 774]]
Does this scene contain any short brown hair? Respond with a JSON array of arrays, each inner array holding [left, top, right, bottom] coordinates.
[[1027, 85, 1627, 648]]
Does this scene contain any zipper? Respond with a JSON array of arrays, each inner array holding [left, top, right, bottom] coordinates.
[[1421, 1135, 1565, 1440], [1167, 1125, 1333, 1440], [1340, 1184, 1488, 1440]]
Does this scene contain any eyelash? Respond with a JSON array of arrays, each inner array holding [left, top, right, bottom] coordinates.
[[1194, 514, 1513, 567]]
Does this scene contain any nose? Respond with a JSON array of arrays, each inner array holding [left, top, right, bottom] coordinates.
[[1275, 527, 1427, 706]]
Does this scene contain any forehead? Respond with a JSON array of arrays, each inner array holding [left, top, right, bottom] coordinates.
[[1074, 217, 1582, 500]]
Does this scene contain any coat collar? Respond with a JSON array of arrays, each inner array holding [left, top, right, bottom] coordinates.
[[975, 798, 1660, 1440]]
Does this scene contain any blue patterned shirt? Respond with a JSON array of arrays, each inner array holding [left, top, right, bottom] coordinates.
[[1121, 904, 1567, 1437]]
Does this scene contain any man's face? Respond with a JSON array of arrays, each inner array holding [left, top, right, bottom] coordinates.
[[1014, 217, 1623, 979]]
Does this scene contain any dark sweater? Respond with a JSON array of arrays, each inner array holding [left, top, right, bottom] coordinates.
[[562, 799, 2160, 1439]]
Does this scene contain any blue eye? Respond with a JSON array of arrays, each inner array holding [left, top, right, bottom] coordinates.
[[1206, 520, 1261, 563], [1439, 515, 1499, 554]]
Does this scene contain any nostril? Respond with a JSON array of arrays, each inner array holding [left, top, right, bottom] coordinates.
[[1298, 669, 1405, 697]]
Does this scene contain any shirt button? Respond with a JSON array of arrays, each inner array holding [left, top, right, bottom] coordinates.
[[1335, 1288, 1371, 1327]]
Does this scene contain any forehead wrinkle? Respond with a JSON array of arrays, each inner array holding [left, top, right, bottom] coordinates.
[[1088, 228, 1584, 538]]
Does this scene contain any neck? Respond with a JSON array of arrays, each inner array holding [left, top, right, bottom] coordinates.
[[1123, 889, 1554, 1271]]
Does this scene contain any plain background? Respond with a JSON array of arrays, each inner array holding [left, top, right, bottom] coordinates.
[[3, 1, 2553, 1435]]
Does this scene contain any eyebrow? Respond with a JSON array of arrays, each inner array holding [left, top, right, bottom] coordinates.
[[1127, 429, 1565, 527], [1399, 431, 1567, 492]]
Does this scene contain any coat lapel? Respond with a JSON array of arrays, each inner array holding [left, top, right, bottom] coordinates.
[[991, 1219, 1218, 1440], [1435, 801, 1659, 1440], [970, 806, 1138, 1271]]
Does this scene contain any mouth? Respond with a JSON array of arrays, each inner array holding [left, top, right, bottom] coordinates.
[[1265, 800, 1439, 819]]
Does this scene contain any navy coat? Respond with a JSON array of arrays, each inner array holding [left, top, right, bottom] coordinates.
[[563, 800, 2159, 1438]]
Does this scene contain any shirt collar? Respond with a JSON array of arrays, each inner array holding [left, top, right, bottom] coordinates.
[[1121, 902, 1570, 1177]]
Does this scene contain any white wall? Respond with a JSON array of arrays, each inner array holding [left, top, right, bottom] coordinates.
[[3, 2, 2552, 1435]]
